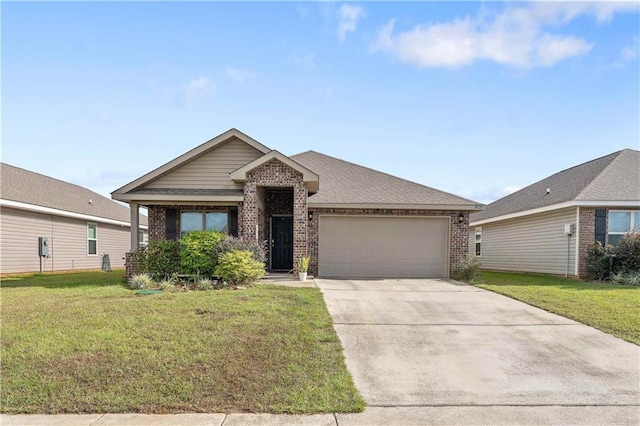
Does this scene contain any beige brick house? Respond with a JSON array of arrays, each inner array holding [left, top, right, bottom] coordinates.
[[113, 129, 482, 278], [470, 149, 640, 277]]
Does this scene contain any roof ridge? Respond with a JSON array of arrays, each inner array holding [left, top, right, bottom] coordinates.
[[293, 150, 479, 205], [574, 150, 624, 200]]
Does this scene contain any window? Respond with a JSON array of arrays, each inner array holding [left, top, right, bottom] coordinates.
[[475, 227, 482, 256], [608, 211, 640, 245], [87, 223, 97, 255], [180, 211, 228, 237], [138, 230, 147, 247]]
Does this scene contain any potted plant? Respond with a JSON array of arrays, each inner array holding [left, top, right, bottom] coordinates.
[[296, 256, 310, 281]]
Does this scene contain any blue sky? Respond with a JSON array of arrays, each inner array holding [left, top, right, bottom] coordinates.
[[3, 1, 639, 205]]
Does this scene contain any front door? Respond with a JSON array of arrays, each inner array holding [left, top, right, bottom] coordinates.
[[271, 216, 293, 270]]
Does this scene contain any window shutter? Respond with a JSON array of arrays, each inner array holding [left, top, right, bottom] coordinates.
[[229, 208, 239, 237], [166, 208, 178, 240], [594, 209, 606, 245]]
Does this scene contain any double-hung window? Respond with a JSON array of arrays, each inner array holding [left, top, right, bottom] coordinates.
[[474, 227, 482, 256], [87, 223, 98, 255], [180, 211, 228, 237], [608, 211, 640, 245]]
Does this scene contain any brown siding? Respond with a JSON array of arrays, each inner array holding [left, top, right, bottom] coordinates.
[[0, 207, 133, 274], [145, 138, 263, 190]]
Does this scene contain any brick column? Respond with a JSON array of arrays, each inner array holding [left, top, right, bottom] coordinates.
[[578, 207, 596, 278], [242, 182, 259, 241], [293, 184, 308, 265]]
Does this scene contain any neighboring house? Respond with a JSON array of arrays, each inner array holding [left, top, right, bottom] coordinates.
[[0, 163, 148, 274], [469, 149, 640, 277], [112, 128, 482, 278]]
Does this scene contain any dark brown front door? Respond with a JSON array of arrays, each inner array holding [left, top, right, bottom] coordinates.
[[271, 216, 293, 270]]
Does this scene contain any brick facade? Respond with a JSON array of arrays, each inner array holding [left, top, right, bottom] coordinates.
[[243, 159, 308, 267], [307, 208, 469, 277]]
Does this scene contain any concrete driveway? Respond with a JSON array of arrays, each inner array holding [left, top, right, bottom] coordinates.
[[317, 278, 640, 425]]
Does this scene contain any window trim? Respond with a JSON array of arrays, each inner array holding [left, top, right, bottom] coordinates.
[[607, 210, 640, 245], [87, 222, 98, 256], [474, 227, 482, 257], [180, 210, 229, 238]]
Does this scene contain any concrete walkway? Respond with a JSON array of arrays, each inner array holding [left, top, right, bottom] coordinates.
[[3, 278, 639, 425], [316, 278, 640, 425]]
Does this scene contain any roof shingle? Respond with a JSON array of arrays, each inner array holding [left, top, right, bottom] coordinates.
[[1, 163, 147, 225], [470, 149, 640, 223], [291, 151, 480, 208]]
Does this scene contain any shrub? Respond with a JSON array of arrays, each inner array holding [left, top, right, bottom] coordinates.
[[181, 231, 226, 277], [451, 254, 481, 283], [159, 278, 176, 292], [218, 236, 267, 263], [613, 231, 640, 274], [215, 250, 265, 287], [127, 273, 153, 290], [196, 278, 214, 291], [137, 240, 181, 280], [610, 271, 640, 286], [295, 256, 310, 273], [584, 242, 615, 281]]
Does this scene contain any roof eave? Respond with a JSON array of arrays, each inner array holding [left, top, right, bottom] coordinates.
[[112, 193, 245, 203], [308, 202, 484, 211], [470, 200, 640, 226]]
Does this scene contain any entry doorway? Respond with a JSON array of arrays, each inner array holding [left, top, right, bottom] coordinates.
[[270, 216, 293, 271]]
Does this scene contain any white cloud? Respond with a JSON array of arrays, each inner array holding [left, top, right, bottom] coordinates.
[[337, 4, 364, 42], [182, 77, 214, 105], [621, 45, 638, 60], [225, 67, 256, 83], [371, 2, 637, 69]]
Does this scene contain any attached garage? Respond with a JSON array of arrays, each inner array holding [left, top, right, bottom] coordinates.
[[318, 216, 449, 278]]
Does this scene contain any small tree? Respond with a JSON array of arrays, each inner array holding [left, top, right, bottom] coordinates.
[[137, 240, 181, 280], [451, 253, 481, 283]]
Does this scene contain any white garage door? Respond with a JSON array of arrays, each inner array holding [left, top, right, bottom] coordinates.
[[319, 216, 449, 278]]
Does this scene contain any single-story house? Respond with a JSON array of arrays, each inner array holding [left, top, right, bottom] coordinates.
[[112, 128, 482, 278], [0, 163, 148, 274], [469, 149, 640, 277]]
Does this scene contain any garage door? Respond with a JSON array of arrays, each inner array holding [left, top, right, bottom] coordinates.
[[319, 216, 449, 278]]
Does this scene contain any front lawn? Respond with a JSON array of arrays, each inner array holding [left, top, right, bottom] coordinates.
[[477, 271, 640, 345], [0, 271, 364, 414]]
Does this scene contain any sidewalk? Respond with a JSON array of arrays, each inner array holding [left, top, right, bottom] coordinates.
[[3, 406, 639, 426]]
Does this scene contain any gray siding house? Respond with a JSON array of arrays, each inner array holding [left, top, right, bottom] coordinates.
[[470, 149, 640, 277], [0, 163, 148, 274], [113, 128, 483, 278]]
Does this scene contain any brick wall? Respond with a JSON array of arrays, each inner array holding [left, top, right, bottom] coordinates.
[[577, 207, 596, 278], [307, 208, 469, 277], [243, 159, 307, 265]]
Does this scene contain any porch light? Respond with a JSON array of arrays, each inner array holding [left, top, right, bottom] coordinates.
[[458, 213, 465, 224], [308, 211, 313, 221]]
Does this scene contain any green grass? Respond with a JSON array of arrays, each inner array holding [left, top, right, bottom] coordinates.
[[477, 271, 640, 345], [0, 271, 364, 414]]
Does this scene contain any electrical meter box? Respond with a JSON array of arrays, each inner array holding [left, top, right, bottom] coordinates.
[[563, 224, 575, 235], [38, 237, 49, 257]]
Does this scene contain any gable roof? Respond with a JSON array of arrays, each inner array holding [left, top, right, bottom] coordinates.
[[470, 149, 640, 225], [230, 151, 319, 193], [1, 163, 147, 227], [291, 151, 481, 210], [112, 128, 270, 197]]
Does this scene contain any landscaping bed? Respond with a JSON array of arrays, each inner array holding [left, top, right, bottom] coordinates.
[[0, 271, 364, 414], [477, 271, 640, 345]]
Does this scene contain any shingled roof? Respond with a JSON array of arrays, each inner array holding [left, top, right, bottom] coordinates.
[[470, 149, 640, 223], [291, 151, 481, 209], [1, 163, 147, 226]]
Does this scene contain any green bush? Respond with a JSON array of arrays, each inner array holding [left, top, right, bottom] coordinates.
[[218, 236, 267, 263], [451, 253, 481, 283], [127, 273, 153, 290], [137, 240, 181, 280], [181, 231, 225, 277], [614, 231, 640, 273], [215, 250, 265, 287], [196, 278, 214, 291], [159, 277, 177, 292], [585, 242, 614, 281]]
